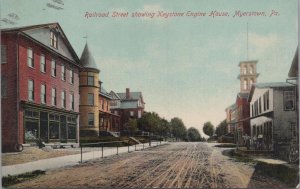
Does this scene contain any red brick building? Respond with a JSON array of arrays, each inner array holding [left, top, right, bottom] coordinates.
[[110, 88, 145, 133], [1, 23, 81, 151]]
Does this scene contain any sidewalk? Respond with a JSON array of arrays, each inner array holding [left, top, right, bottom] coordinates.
[[2, 141, 167, 177]]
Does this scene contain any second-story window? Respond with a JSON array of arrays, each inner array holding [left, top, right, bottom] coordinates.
[[27, 48, 34, 68], [1, 45, 7, 64], [51, 88, 56, 106], [61, 64, 66, 81], [40, 84, 46, 104], [70, 67, 74, 84], [70, 93, 74, 110], [284, 91, 295, 111], [50, 31, 58, 49], [87, 72, 94, 86], [28, 80, 34, 101], [88, 93, 94, 105], [40, 54, 46, 73], [51, 59, 56, 77], [61, 91, 66, 108]]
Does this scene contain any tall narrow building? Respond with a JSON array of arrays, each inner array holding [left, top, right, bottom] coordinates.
[[237, 60, 259, 93], [79, 43, 100, 137], [235, 60, 259, 144]]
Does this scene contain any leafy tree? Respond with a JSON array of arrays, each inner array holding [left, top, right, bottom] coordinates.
[[187, 127, 202, 141], [170, 117, 187, 140], [203, 122, 214, 137], [215, 119, 227, 137], [127, 119, 138, 135]]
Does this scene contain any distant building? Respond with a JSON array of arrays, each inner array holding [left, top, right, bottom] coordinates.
[[1, 23, 81, 151], [248, 82, 297, 151], [225, 104, 236, 134], [110, 88, 145, 132]]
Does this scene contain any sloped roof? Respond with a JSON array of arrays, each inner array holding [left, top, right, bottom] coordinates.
[[80, 43, 99, 70], [109, 91, 121, 100], [117, 92, 142, 101], [2, 22, 80, 65], [100, 86, 112, 99], [248, 82, 295, 102]]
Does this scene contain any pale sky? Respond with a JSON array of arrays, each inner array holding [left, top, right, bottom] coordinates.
[[1, 0, 298, 136]]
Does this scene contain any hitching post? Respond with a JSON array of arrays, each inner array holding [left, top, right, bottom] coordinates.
[[135, 144, 136, 151], [143, 143, 144, 150], [128, 144, 129, 153], [101, 145, 103, 158]]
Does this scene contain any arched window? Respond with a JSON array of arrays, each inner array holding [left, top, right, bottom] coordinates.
[[249, 79, 253, 89], [243, 79, 247, 90], [249, 66, 254, 74]]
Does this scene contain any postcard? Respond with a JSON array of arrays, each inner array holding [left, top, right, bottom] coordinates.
[[1, 0, 299, 188]]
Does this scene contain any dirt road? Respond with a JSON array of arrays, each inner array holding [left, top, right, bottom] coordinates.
[[11, 142, 288, 188]]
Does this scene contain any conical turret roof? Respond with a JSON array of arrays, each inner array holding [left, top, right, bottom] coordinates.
[[80, 43, 99, 70]]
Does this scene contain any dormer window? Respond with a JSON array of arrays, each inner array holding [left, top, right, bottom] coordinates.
[[50, 31, 58, 49]]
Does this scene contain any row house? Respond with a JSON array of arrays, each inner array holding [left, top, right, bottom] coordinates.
[[79, 43, 120, 137], [99, 84, 120, 134], [110, 88, 145, 133], [248, 82, 297, 151], [1, 23, 81, 151]]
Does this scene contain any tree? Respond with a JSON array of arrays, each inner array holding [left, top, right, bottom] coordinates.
[[170, 117, 187, 140], [137, 112, 161, 134], [127, 119, 138, 135], [203, 122, 214, 137], [215, 119, 227, 137], [187, 127, 202, 142]]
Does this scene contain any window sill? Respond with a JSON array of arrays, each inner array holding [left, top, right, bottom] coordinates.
[[51, 75, 56, 78], [41, 71, 46, 74], [28, 66, 35, 69]]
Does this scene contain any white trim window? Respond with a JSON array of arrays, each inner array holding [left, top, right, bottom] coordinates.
[[52, 88, 56, 106], [50, 31, 58, 49], [70, 93, 74, 110], [70, 67, 74, 84], [61, 91, 66, 108], [40, 54, 46, 73], [61, 64, 66, 81], [51, 59, 56, 77], [28, 80, 34, 101], [27, 48, 34, 68], [40, 84, 46, 104], [88, 93, 94, 105]]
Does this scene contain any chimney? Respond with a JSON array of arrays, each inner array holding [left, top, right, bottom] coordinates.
[[126, 88, 130, 99]]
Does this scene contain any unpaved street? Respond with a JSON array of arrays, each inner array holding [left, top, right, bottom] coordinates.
[[11, 142, 287, 188]]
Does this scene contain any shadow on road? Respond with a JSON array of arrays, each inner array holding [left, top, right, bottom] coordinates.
[[222, 149, 299, 188]]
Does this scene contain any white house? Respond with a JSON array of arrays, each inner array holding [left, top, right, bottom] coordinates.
[[248, 82, 297, 151]]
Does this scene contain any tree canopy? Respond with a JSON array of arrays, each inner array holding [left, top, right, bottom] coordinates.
[[170, 117, 187, 140], [215, 119, 227, 137], [187, 127, 202, 141], [203, 122, 214, 137]]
